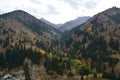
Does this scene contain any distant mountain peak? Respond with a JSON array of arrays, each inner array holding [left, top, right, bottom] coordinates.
[[11, 10, 27, 13], [0, 9, 35, 20], [40, 18, 46, 21], [69, 6, 120, 38], [102, 7, 120, 15], [59, 16, 91, 32], [107, 6, 120, 11], [0, 10, 62, 52], [110, 6, 120, 10], [0, 10, 27, 16]]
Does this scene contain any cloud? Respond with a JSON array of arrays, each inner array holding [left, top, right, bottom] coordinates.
[[30, 0, 42, 4], [0, 0, 120, 24], [61, 0, 80, 9], [61, 0, 98, 9], [47, 5, 59, 15], [81, 0, 99, 9]]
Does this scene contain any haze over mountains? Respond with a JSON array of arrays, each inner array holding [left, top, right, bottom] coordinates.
[[41, 16, 91, 32], [0, 7, 120, 80], [59, 16, 91, 32]]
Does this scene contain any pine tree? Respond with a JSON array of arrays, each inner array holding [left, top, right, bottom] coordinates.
[[23, 62, 31, 80]]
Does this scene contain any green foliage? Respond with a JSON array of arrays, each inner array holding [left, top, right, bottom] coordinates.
[[63, 24, 120, 80], [103, 71, 116, 80], [0, 53, 6, 69], [67, 69, 75, 77], [0, 38, 2, 45], [87, 35, 107, 52], [78, 65, 90, 75], [23, 62, 31, 80], [44, 55, 65, 75], [2, 29, 8, 35], [2, 37, 10, 48], [0, 44, 42, 69], [108, 14, 120, 24], [117, 73, 120, 80], [109, 38, 119, 50], [71, 59, 81, 67]]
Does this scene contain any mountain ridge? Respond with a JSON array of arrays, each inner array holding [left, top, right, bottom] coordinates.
[[63, 7, 120, 78], [0, 10, 61, 35], [0, 7, 120, 80], [59, 16, 91, 32], [0, 10, 62, 53]]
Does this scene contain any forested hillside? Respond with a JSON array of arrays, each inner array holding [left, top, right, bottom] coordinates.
[[62, 7, 120, 80], [0, 7, 120, 80], [0, 10, 62, 53]]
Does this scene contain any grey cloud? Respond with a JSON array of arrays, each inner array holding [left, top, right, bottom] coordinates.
[[0, 5, 17, 14], [47, 5, 59, 15], [19, 6, 46, 17], [82, 0, 98, 9], [29, 0, 42, 4], [62, 0, 80, 9], [62, 0, 98, 9]]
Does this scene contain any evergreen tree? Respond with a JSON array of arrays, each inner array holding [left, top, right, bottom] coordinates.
[[117, 73, 120, 80], [23, 62, 31, 80]]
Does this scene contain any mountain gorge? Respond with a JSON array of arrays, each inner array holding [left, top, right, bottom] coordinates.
[[0, 7, 120, 80]]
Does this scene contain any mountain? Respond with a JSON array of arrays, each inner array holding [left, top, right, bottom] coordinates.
[[40, 18, 62, 28], [0, 10, 61, 52], [40, 17, 90, 32], [0, 10, 61, 35], [1, 7, 120, 80], [63, 7, 120, 79], [59, 16, 90, 32]]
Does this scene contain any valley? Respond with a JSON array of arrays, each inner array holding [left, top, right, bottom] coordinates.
[[0, 7, 120, 80]]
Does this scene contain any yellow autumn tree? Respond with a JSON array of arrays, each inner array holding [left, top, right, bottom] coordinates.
[[71, 59, 81, 67], [48, 52, 53, 58], [39, 49, 46, 55], [87, 26, 92, 32]]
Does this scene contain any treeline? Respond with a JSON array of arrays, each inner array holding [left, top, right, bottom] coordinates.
[[44, 54, 71, 75], [43, 52, 91, 76], [0, 44, 91, 77], [0, 44, 42, 70], [63, 30, 120, 80]]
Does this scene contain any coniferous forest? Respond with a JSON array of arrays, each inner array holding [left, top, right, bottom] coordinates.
[[0, 7, 120, 80]]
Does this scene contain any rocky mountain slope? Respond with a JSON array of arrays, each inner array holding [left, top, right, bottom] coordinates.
[[0, 10, 61, 52], [59, 16, 90, 32], [63, 7, 120, 79], [0, 7, 120, 80]]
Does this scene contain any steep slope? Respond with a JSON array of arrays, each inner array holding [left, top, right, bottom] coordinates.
[[0, 10, 61, 35], [59, 16, 90, 32], [63, 7, 120, 79], [0, 10, 61, 52], [0, 7, 120, 80], [64, 7, 120, 50]]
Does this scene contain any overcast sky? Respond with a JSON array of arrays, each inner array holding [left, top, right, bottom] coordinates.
[[0, 0, 120, 24]]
